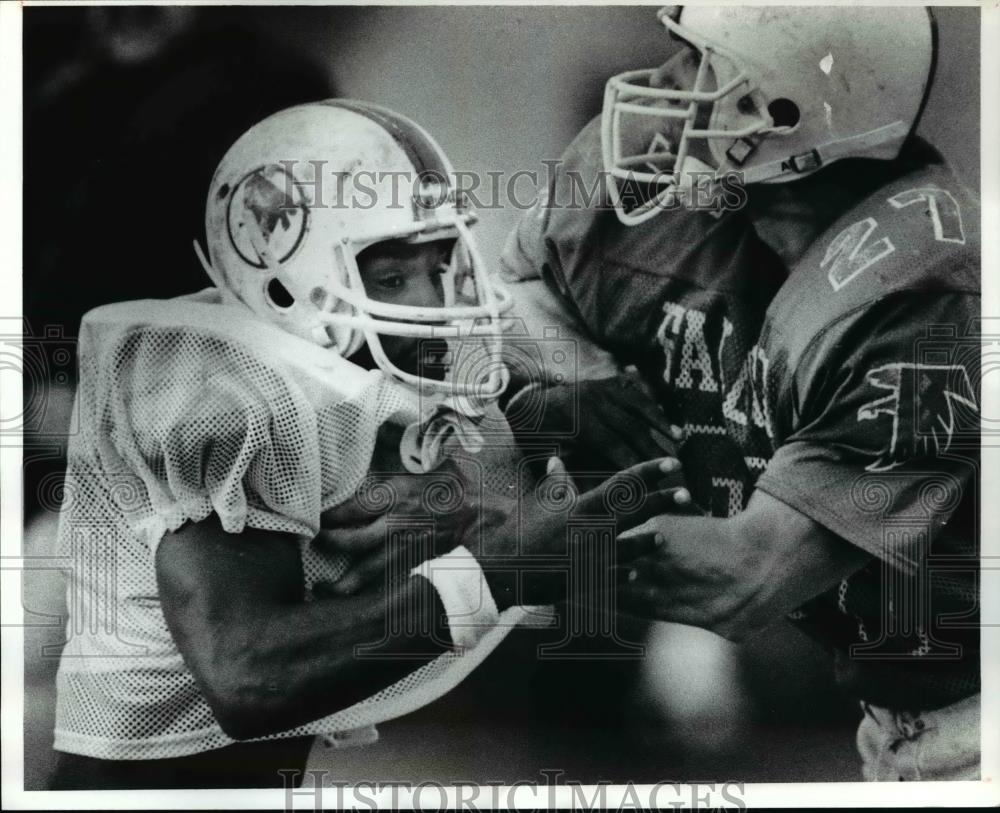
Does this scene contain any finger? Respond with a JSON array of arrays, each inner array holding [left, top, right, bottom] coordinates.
[[612, 564, 643, 585], [320, 500, 384, 528], [573, 457, 677, 522], [313, 516, 389, 555], [593, 419, 678, 463], [587, 396, 669, 441], [615, 488, 702, 534], [658, 457, 680, 474], [642, 486, 699, 515], [654, 456, 687, 489], [648, 428, 677, 455], [601, 457, 675, 497], [615, 527, 666, 563], [669, 487, 705, 514], [613, 404, 674, 442], [628, 456, 686, 487], [545, 456, 579, 497], [668, 424, 685, 442]]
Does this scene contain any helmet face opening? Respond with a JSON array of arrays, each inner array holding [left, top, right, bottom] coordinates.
[[601, 6, 933, 226], [601, 11, 771, 225], [199, 101, 513, 409], [330, 215, 511, 403]]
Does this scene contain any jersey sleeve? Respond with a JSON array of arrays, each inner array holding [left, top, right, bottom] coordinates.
[[754, 290, 980, 574], [498, 171, 618, 382], [89, 324, 327, 546], [498, 194, 551, 284]]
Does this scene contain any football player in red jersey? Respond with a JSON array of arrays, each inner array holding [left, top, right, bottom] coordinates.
[[591, 6, 980, 780], [500, 116, 785, 518], [498, 9, 788, 746]]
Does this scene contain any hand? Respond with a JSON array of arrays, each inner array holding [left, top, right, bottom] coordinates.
[[506, 370, 681, 478], [472, 455, 693, 608], [322, 455, 690, 603], [317, 420, 431, 530], [314, 463, 478, 595], [608, 488, 871, 641], [313, 411, 537, 596], [609, 490, 745, 632]]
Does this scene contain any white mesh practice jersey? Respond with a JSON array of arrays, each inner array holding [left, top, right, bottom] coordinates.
[[54, 289, 532, 760]]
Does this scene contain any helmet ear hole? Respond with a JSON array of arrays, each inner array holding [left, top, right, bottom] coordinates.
[[767, 98, 800, 128], [266, 278, 295, 309]]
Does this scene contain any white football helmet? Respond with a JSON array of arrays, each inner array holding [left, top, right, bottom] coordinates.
[[602, 6, 936, 225], [196, 100, 512, 403]]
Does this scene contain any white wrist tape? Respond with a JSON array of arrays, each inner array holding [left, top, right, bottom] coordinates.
[[411, 545, 500, 651]]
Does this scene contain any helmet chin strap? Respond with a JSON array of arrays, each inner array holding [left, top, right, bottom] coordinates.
[[731, 121, 910, 184], [627, 120, 910, 211]]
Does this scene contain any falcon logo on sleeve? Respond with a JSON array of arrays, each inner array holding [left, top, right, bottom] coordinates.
[[857, 363, 978, 472]]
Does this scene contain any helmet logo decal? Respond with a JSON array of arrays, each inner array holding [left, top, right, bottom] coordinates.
[[227, 164, 309, 269], [644, 133, 675, 174]]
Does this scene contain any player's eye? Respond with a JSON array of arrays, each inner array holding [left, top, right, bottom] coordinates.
[[375, 272, 405, 290]]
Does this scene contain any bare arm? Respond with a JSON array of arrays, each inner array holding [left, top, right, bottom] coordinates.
[[613, 488, 872, 641], [155, 514, 450, 741], [156, 456, 686, 739]]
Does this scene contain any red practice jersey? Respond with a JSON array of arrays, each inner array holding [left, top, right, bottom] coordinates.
[[735, 154, 981, 709]]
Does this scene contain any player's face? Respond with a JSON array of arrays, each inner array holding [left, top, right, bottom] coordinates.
[[649, 44, 704, 93], [356, 239, 453, 378], [647, 43, 717, 167]]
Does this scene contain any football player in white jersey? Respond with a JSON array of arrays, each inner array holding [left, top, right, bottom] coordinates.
[[49, 101, 684, 789], [595, 6, 980, 780]]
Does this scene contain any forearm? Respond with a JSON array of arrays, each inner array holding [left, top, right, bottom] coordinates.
[[158, 521, 452, 740], [230, 580, 450, 736]]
